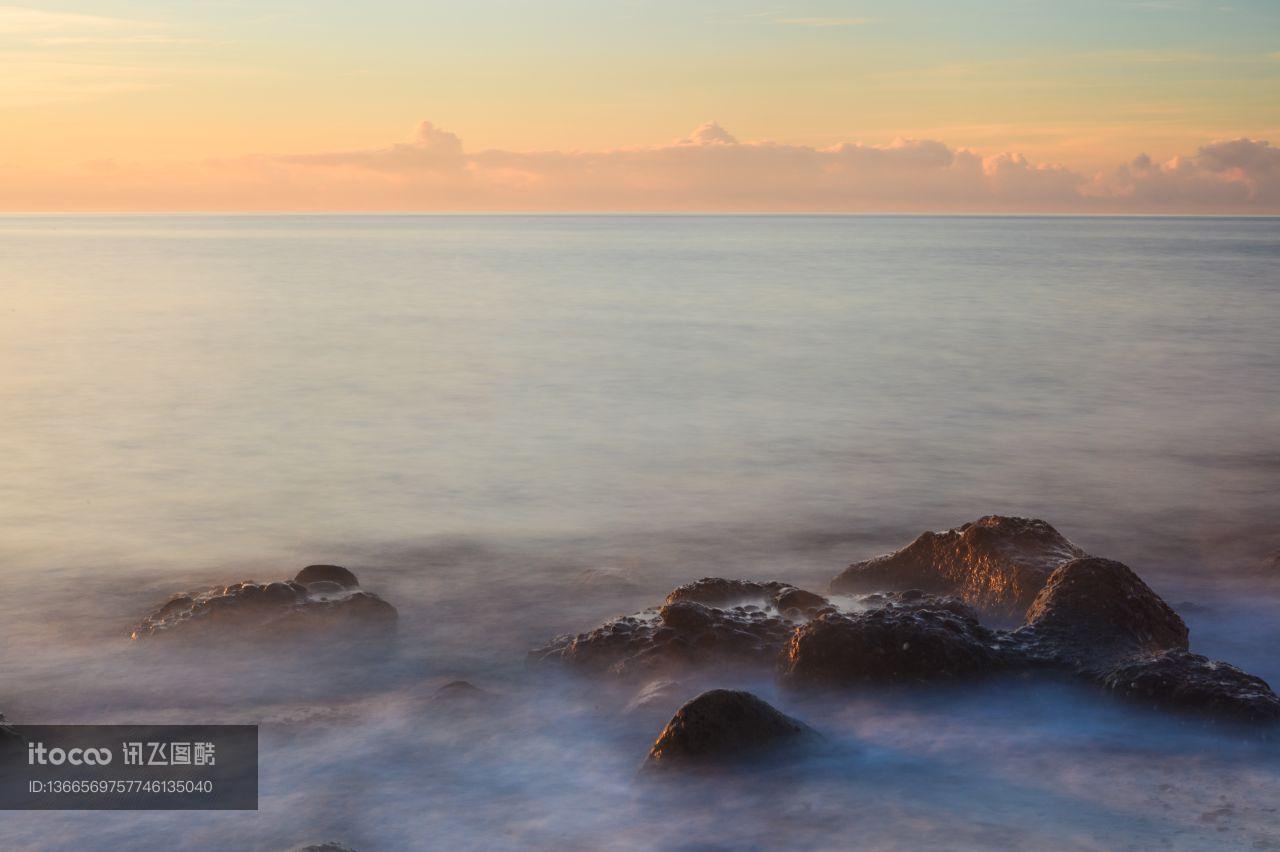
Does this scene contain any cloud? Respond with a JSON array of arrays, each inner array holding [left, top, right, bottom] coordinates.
[[5, 122, 1280, 212], [1107, 138, 1280, 205], [678, 122, 738, 146]]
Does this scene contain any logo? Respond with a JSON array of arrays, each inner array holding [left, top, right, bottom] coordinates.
[[27, 743, 113, 766]]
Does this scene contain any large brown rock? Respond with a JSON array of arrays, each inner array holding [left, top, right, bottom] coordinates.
[[1013, 557, 1188, 674], [780, 596, 1002, 685], [830, 516, 1086, 621], [131, 567, 397, 642], [645, 689, 815, 766]]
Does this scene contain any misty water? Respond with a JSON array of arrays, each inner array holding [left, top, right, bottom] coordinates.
[[1, 214, 1278, 850]]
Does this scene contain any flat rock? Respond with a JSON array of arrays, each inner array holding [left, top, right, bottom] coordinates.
[[645, 689, 815, 766], [830, 516, 1086, 621], [530, 577, 819, 676], [132, 567, 397, 642], [1102, 650, 1280, 723]]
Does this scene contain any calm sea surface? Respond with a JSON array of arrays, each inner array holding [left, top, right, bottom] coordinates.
[[1, 215, 1278, 850]]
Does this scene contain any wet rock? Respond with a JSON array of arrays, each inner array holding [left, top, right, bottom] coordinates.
[[780, 596, 1002, 685], [295, 564, 360, 589], [645, 689, 815, 766], [1103, 650, 1280, 723], [830, 516, 1086, 620], [663, 578, 791, 608], [775, 587, 829, 615], [531, 578, 822, 676], [1013, 557, 1188, 674], [132, 567, 397, 642], [531, 601, 795, 677]]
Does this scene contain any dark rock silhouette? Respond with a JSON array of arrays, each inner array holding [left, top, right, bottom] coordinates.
[[645, 689, 814, 766], [780, 596, 1001, 685], [830, 516, 1085, 620], [132, 566, 397, 641]]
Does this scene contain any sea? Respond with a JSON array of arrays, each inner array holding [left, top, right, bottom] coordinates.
[[1, 214, 1278, 850]]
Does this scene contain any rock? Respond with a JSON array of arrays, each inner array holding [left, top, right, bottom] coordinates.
[[645, 689, 815, 766], [287, 843, 358, 852], [427, 680, 497, 708], [775, 587, 830, 615], [1102, 650, 1280, 723], [830, 516, 1086, 620], [531, 602, 795, 677], [295, 565, 361, 589], [132, 567, 397, 642], [1013, 557, 1188, 674], [780, 596, 1002, 685], [531, 578, 825, 677], [663, 578, 791, 608]]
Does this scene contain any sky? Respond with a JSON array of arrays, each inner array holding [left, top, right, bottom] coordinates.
[[1, 0, 1278, 212]]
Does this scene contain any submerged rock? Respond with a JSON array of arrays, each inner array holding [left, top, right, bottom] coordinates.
[[1013, 557, 1189, 674], [132, 566, 397, 642], [780, 596, 1001, 685], [830, 516, 1086, 620], [646, 689, 815, 766], [1103, 650, 1280, 723]]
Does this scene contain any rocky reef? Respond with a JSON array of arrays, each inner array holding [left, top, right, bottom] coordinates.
[[131, 565, 397, 642], [533, 517, 1280, 724], [829, 515, 1086, 621], [645, 689, 816, 767]]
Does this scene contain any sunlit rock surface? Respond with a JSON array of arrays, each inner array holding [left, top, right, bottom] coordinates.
[[131, 566, 397, 641], [780, 595, 1002, 685], [830, 516, 1086, 620], [645, 689, 815, 766]]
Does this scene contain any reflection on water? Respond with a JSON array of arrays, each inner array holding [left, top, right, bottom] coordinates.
[[0, 215, 1278, 849]]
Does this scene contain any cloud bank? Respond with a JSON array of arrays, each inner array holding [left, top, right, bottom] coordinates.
[[6, 122, 1280, 212]]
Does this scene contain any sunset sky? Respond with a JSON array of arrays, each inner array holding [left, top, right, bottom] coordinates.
[[2, 0, 1278, 211]]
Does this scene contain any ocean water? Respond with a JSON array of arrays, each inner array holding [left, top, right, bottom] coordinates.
[[1, 214, 1278, 850]]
